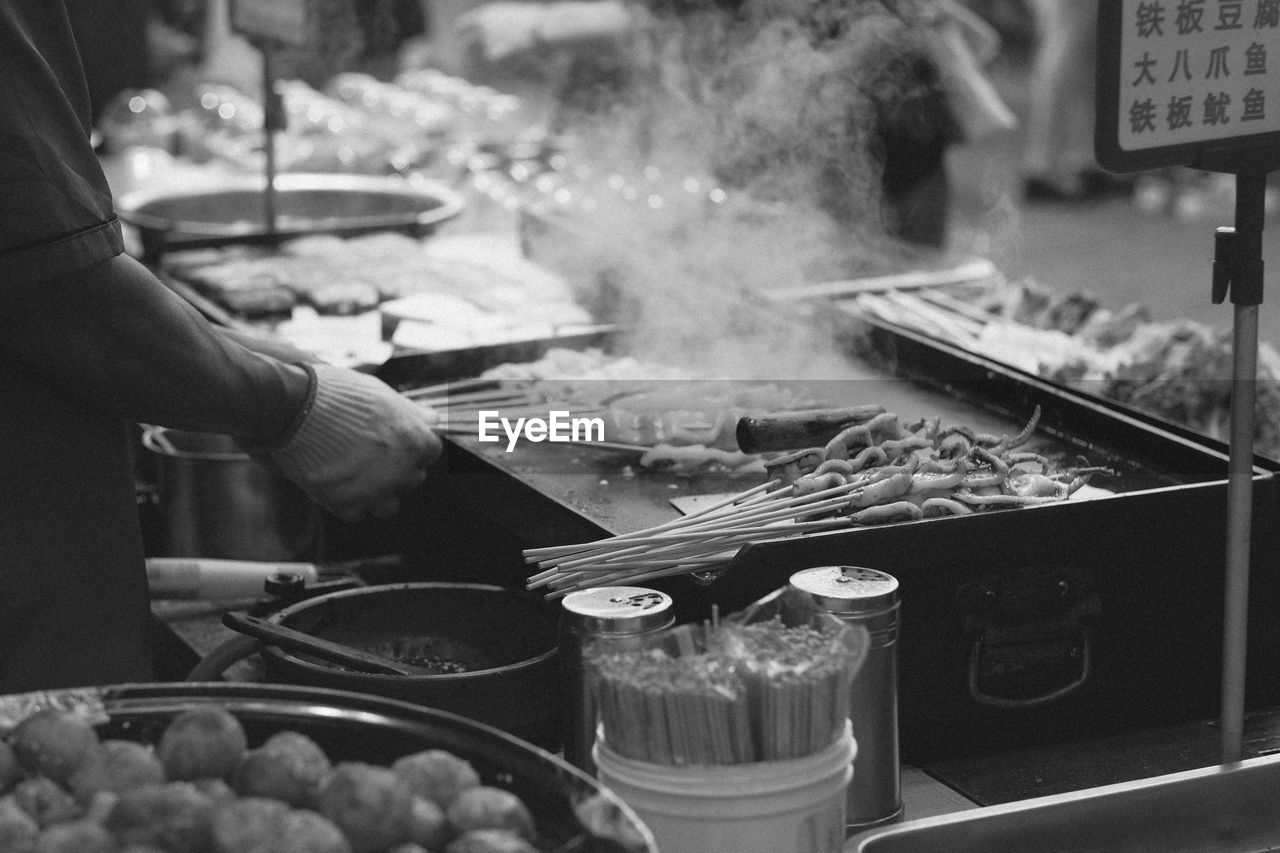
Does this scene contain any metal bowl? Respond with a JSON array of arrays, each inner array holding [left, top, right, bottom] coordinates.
[[0, 682, 655, 853], [116, 172, 466, 257], [141, 426, 323, 562], [258, 583, 562, 749]]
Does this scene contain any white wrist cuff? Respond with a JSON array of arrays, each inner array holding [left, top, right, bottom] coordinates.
[[270, 363, 380, 473]]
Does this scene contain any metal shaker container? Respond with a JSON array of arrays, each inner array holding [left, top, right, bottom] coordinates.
[[559, 586, 676, 774], [789, 565, 903, 832]]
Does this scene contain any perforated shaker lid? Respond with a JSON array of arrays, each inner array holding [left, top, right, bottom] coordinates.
[[560, 586, 674, 634], [789, 566, 899, 614]]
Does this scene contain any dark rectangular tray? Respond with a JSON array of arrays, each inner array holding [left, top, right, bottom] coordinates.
[[404, 315, 1280, 765], [842, 307, 1279, 470]]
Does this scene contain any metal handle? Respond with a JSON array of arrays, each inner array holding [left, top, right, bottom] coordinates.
[[967, 623, 1093, 710], [221, 612, 423, 676]]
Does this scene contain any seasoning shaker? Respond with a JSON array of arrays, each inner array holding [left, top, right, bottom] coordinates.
[[559, 586, 676, 774], [789, 565, 903, 833]]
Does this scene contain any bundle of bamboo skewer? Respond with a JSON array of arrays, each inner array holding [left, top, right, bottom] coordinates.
[[589, 614, 862, 766], [525, 477, 859, 599], [844, 287, 994, 348]]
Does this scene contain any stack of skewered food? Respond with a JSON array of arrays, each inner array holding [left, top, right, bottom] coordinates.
[[527, 404, 1111, 597]]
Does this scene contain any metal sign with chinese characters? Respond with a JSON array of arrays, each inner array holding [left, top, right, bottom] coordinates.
[[231, 0, 310, 47], [1097, 0, 1280, 172]]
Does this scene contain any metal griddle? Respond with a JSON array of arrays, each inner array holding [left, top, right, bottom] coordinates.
[[431, 313, 1274, 547], [414, 314, 1280, 767]]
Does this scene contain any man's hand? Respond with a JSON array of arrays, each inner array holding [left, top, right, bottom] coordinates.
[[264, 364, 443, 522]]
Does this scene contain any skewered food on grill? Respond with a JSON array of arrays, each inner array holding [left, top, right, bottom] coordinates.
[[526, 405, 1111, 595]]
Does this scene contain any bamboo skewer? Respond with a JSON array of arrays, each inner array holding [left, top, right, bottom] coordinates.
[[433, 404, 606, 429], [545, 519, 860, 589], [854, 292, 980, 347], [915, 287, 997, 326], [757, 257, 998, 302], [546, 553, 756, 598], [533, 507, 853, 580], [527, 483, 865, 595], [529, 479, 860, 570], [414, 388, 546, 408], [543, 537, 747, 592], [434, 422, 650, 454], [523, 479, 782, 565], [588, 617, 860, 765], [404, 378, 650, 452], [401, 377, 518, 399], [845, 286, 998, 349]]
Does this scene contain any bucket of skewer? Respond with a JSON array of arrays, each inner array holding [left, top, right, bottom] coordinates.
[[587, 593, 869, 853]]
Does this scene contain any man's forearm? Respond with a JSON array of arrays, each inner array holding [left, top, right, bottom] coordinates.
[[0, 253, 310, 442], [218, 325, 323, 368]]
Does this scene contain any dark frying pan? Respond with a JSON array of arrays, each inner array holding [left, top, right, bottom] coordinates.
[[236, 582, 562, 749]]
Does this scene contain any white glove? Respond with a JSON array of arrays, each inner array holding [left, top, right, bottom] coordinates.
[[266, 364, 442, 522]]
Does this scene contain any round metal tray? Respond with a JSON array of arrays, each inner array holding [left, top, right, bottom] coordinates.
[[0, 681, 654, 853], [116, 172, 466, 256]]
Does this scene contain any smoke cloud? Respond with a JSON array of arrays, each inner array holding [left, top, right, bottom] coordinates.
[[521, 11, 947, 380]]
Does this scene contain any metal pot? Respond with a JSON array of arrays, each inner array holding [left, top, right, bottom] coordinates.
[[142, 426, 323, 561], [257, 582, 562, 749], [115, 172, 466, 258]]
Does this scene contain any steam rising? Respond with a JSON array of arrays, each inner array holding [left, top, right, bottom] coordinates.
[[527, 11, 948, 380]]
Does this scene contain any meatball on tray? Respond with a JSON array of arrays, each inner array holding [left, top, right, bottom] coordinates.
[[0, 682, 654, 853]]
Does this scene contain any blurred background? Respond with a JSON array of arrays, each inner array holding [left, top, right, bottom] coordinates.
[[947, 0, 1280, 347]]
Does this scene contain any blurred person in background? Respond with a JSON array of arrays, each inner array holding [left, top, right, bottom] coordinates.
[[197, 0, 426, 93], [1019, 0, 1129, 201], [0, 1, 442, 693], [448, 0, 1016, 249]]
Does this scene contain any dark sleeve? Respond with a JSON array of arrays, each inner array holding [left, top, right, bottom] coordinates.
[[0, 2, 311, 443], [0, 253, 312, 444], [0, 1, 125, 282]]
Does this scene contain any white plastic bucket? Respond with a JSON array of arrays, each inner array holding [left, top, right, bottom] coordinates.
[[594, 721, 855, 853]]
